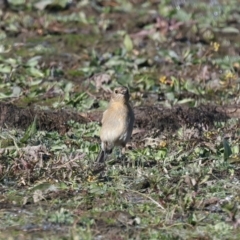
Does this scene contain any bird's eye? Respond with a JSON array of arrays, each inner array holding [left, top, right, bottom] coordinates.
[[115, 90, 118, 94]]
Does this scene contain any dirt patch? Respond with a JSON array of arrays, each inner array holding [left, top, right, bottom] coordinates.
[[134, 105, 228, 131], [0, 102, 230, 135], [0, 102, 87, 134], [90, 104, 230, 138]]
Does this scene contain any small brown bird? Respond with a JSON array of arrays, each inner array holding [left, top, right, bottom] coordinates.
[[96, 86, 135, 163]]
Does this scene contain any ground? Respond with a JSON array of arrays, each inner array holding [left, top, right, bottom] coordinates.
[[0, 0, 240, 239]]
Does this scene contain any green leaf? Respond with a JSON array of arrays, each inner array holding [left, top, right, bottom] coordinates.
[[0, 92, 12, 99], [0, 64, 11, 73], [168, 50, 180, 61], [173, 9, 192, 21], [34, 0, 52, 10], [4, 58, 18, 66], [177, 98, 194, 105], [223, 138, 232, 161], [231, 145, 239, 155], [123, 34, 133, 52], [221, 27, 239, 34], [28, 67, 44, 78], [7, 0, 26, 6], [26, 56, 42, 67], [20, 116, 37, 144], [64, 82, 73, 92]]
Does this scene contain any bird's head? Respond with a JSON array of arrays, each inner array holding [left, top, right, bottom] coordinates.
[[111, 86, 130, 103]]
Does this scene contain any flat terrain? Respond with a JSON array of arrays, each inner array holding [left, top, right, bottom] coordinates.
[[0, 0, 240, 239]]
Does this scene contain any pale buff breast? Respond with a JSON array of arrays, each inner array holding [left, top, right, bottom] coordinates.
[[100, 102, 134, 147]]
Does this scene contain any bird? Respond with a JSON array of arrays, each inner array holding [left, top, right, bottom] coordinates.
[[96, 86, 135, 163]]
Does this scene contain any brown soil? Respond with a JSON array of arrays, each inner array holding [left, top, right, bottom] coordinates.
[[0, 102, 233, 135], [0, 102, 87, 134]]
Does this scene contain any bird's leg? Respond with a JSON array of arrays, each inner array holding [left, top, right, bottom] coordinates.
[[96, 142, 109, 163], [122, 146, 128, 161], [96, 149, 106, 163]]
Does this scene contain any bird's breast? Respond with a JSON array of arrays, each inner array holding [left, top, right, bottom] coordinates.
[[100, 102, 134, 144]]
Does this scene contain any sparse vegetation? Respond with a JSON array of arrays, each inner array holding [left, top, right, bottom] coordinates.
[[0, 0, 240, 239]]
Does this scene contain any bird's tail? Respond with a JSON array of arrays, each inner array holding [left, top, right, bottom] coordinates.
[[95, 149, 106, 163]]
